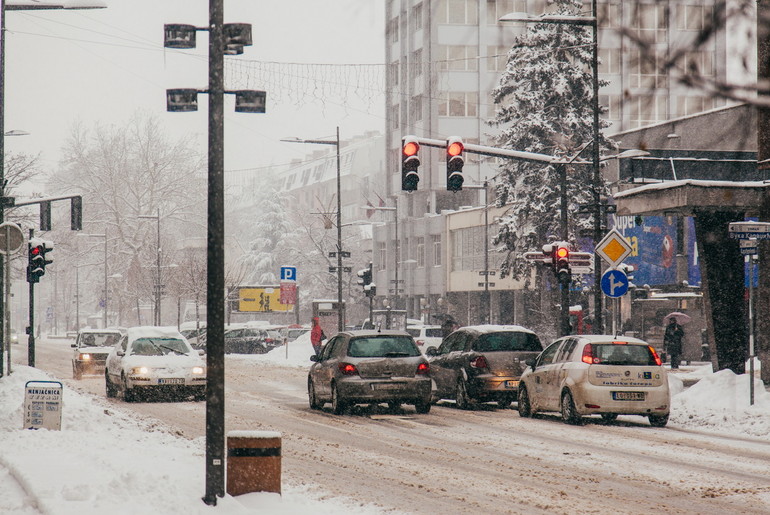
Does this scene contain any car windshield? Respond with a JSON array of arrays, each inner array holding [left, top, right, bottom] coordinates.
[[591, 344, 657, 366], [474, 331, 542, 352], [130, 338, 190, 356], [347, 336, 420, 358], [81, 332, 119, 347]]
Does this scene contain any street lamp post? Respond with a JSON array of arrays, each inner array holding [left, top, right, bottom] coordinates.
[[464, 181, 491, 324], [365, 204, 399, 311], [139, 209, 161, 325], [281, 127, 345, 333], [77, 232, 107, 328], [500, 3, 603, 331]]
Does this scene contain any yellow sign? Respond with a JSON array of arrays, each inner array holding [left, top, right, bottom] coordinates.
[[596, 229, 632, 267], [237, 286, 293, 312]]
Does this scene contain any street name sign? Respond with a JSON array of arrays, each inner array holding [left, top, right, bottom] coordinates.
[[728, 221, 770, 240], [24, 380, 63, 430], [740, 239, 758, 255], [596, 228, 632, 267], [601, 269, 629, 298]]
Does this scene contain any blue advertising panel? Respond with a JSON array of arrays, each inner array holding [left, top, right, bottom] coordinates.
[[610, 215, 679, 286]]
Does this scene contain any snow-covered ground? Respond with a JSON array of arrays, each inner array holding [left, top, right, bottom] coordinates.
[[1, 332, 768, 514]]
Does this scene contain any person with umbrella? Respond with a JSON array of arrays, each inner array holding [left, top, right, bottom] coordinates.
[[664, 315, 685, 369]]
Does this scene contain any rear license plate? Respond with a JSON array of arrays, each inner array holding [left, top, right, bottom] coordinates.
[[504, 380, 519, 389], [612, 391, 645, 401], [372, 383, 404, 390], [158, 378, 184, 385]]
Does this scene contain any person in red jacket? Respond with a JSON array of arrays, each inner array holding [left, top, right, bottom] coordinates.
[[310, 317, 326, 356]]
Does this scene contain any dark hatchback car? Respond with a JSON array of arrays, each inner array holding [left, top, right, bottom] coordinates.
[[308, 330, 432, 414], [224, 327, 277, 354], [426, 325, 544, 409]]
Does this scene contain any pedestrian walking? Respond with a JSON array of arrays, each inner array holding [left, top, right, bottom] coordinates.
[[664, 317, 685, 369], [310, 317, 326, 356]]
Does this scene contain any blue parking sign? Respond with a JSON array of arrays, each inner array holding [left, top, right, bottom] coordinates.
[[280, 266, 297, 281]]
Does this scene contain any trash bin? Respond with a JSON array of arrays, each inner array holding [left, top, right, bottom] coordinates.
[[226, 430, 282, 496]]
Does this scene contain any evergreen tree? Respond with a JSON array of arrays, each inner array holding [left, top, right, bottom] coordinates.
[[490, 0, 613, 280]]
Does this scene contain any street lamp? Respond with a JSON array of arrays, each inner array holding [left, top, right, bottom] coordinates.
[[139, 209, 162, 326], [281, 127, 345, 333], [464, 181, 492, 324], [77, 232, 107, 328], [501, 3, 604, 332], [363, 203, 399, 310]]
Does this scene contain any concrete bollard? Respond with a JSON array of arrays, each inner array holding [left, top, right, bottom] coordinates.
[[226, 430, 282, 496]]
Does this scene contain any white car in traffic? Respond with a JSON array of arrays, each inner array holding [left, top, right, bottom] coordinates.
[[517, 334, 670, 427], [105, 326, 206, 402]]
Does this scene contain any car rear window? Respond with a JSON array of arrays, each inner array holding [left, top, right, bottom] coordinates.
[[406, 329, 420, 338], [474, 331, 542, 352], [591, 344, 657, 366], [425, 328, 443, 338], [347, 336, 420, 358]]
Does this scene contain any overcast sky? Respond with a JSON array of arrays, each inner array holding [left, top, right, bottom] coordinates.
[[3, 0, 385, 182]]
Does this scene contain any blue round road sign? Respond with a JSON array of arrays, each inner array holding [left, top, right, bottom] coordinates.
[[601, 269, 629, 298]]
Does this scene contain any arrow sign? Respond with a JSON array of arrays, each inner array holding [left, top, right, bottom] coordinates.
[[601, 269, 629, 298], [728, 221, 770, 240]]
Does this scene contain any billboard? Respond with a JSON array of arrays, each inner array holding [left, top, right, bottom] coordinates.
[[235, 286, 293, 313]]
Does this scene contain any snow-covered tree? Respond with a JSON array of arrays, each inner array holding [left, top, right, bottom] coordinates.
[[490, 0, 613, 280]]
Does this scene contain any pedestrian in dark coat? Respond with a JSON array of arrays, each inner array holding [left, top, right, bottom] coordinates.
[[664, 317, 685, 369]]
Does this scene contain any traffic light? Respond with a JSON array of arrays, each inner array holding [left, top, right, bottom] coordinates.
[[357, 262, 376, 297], [446, 137, 465, 191], [401, 136, 420, 191], [27, 241, 45, 283], [554, 244, 571, 285]]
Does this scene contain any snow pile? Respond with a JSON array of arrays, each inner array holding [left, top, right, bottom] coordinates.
[[0, 366, 392, 515], [234, 331, 319, 369]]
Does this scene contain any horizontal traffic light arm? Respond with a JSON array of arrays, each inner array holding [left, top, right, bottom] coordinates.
[[402, 135, 566, 164]]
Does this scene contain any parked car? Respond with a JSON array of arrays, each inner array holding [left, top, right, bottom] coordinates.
[[104, 326, 206, 402], [71, 328, 123, 380], [283, 325, 310, 342], [307, 330, 432, 414], [517, 335, 670, 427], [224, 326, 276, 354], [406, 325, 443, 350], [426, 325, 543, 409]]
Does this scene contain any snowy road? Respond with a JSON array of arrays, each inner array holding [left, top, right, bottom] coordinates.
[[24, 338, 770, 514]]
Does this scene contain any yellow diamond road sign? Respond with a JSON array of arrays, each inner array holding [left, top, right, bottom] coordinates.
[[596, 228, 631, 267]]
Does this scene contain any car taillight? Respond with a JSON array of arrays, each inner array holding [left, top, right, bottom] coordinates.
[[582, 344, 600, 364], [416, 362, 430, 375], [470, 356, 489, 369], [265, 338, 273, 343], [338, 363, 358, 376], [416, 340, 425, 346], [649, 346, 663, 366]]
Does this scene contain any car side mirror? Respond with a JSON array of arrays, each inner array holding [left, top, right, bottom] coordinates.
[[309, 354, 319, 362], [117, 350, 125, 357], [526, 358, 536, 370], [425, 347, 438, 357], [198, 349, 205, 356], [71, 343, 76, 348]]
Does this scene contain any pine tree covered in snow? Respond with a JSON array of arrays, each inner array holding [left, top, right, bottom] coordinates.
[[238, 188, 297, 285], [490, 0, 613, 280]]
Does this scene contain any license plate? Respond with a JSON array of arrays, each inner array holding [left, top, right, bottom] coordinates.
[[504, 380, 519, 389], [158, 378, 184, 385], [612, 391, 645, 401], [372, 383, 404, 390]]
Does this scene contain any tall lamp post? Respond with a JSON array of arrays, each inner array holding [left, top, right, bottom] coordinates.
[[365, 203, 399, 312], [464, 181, 491, 324], [77, 232, 107, 328], [139, 209, 161, 325], [281, 127, 345, 332], [500, 3, 603, 331]]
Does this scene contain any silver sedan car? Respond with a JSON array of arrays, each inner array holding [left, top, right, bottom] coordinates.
[[308, 330, 432, 414]]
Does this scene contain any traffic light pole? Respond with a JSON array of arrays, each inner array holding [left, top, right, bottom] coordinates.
[[27, 229, 35, 367]]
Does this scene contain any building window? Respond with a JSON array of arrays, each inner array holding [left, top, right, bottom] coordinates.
[[629, 95, 668, 128], [599, 94, 621, 121], [598, 48, 621, 75], [411, 2, 423, 32], [410, 48, 423, 79], [632, 3, 668, 44], [410, 95, 423, 122], [417, 237, 425, 268], [391, 103, 400, 129], [388, 60, 399, 88], [596, 2, 620, 29], [389, 17, 399, 44], [630, 50, 668, 89], [451, 227, 485, 271], [432, 235, 442, 266], [682, 51, 714, 77], [377, 241, 386, 270], [437, 0, 479, 25], [438, 45, 479, 72], [486, 0, 526, 25], [486, 45, 508, 73], [438, 92, 479, 117], [678, 4, 713, 31], [677, 95, 714, 117]]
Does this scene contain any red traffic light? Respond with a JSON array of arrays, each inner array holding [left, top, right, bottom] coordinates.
[[447, 140, 464, 157], [403, 141, 419, 157], [555, 246, 569, 260], [30, 246, 41, 257]]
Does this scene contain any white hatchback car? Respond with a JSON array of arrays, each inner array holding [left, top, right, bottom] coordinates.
[[406, 325, 443, 350], [517, 335, 670, 427], [105, 326, 206, 402]]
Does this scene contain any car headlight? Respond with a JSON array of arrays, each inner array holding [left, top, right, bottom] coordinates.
[[80, 353, 91, 360], [131, 366, 150, 375], [192, 366, 205, 375]]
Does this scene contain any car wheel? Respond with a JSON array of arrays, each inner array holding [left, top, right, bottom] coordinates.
[[497, 397, 513, 409], [455, 377, 473, 410], [601, 413, 618, 424], [73, 363, 82, 380], [517, 385, 532, 418], [122, 374, 136, 403], [414, 400, 431, 414], [388, 401, 401, 412], [560, 390, 582, 425], [331, 383, 348, 415], [105, 371, 117, 398], [194, 388, 206, 402], [648, 413, 669, 427], [308, 379, 322, 410]]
